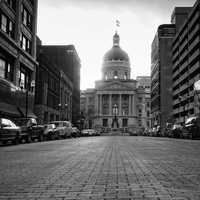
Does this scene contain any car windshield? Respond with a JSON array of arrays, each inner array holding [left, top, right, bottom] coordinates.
[[51, 122, 61, 127], [185, 117, 197, 125], [15, 118, 37, 126], [1, 118, 17, 128]]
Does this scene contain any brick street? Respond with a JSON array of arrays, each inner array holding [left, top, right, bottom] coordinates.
[[0, 136, 200, 200]]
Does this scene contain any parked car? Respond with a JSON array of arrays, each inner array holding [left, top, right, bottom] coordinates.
[[0, 118, 21, 145], [50, 121, 73, 139], [71, 127, 80, 137], [81, 129, 99, 136], [43, 124, 57, 140], [15, 118, 44, 142], [171, 124, 182, 138], [81, 129, 91, 136], [185, 116, 200, 139]]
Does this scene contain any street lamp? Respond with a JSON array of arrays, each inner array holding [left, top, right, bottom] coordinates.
[[58, 103, 68, 120]]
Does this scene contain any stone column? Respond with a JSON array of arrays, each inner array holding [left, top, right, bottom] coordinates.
[[109, 94, 112, 115], [119, 94, 122, 115], [99, 94, 102, 115], [132, 95, 136, 116], [129, 94, 132, 115], [95, 94, 98, 115]]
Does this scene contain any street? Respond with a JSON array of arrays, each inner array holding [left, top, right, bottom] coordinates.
[[0, 136, 200, 200]]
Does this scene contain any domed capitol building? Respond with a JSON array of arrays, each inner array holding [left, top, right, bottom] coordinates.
[[81, 32, 151, 133]]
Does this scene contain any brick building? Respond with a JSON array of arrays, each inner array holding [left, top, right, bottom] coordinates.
[[0, 0, 38, 119], [37, 45, 81, 126]]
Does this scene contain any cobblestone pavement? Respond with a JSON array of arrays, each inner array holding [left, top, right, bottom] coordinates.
[[0, 136, 200, 200]]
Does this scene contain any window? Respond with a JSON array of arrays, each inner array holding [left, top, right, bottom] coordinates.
[[122, 118, 128, 127], [0, 59, 6, 78], [21, 5, 32, 30], [138, 97, 142, 103], [0, 14, 15, 38], [5, 0, 16, 10], [0, 58, 13, 81], [20, 34, 32, 54], [103, 119, 108, 127], [19, 66, 32, 90], [124, 72, 128, 79], [114, 71, 118, 79]]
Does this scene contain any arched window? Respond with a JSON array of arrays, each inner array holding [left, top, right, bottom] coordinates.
[[114, 71, 118, 79]]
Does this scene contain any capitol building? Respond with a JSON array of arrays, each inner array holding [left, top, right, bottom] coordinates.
[[81, 32, 151, 133]]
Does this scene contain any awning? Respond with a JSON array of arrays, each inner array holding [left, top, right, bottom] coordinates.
[[0, 102, 21, 117], [18, 107, 37, 118]]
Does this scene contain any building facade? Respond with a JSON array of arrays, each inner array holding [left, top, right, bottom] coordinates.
[[172, 2, 200, 123], [37, 45, 81, 126], [81, 32, 150, 133], [35, 42, 74, 124], [0, 0, 38, 119], [151, 24, 176, 130]]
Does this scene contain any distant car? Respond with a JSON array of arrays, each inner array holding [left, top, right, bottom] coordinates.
[[43, 124, 57, 140], [0, 118, 21, 145], [50, 121, 73, 139], [71, 127, 80, 137], [81, 129, 99, 137], [171, 124, 182, 138], [81, 129, 90, 136]]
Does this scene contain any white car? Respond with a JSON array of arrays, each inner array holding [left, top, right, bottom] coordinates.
[[50, 121, 73, 139]]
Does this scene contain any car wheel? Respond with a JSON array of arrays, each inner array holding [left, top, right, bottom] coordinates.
[[13, 137, 19, 145]]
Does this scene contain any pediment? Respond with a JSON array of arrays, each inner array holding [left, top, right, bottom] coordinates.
[[99, 81, 134, 91]]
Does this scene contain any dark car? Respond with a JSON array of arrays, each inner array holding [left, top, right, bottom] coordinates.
[[15, 118, 44, 142], [71, 127, 80, 137], [171, 124, 182, 138], [185, 116, 200, 139], [0, 118, 21, 145]]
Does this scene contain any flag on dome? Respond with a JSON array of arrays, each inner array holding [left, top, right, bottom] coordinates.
[[116, 20, 120, 27]]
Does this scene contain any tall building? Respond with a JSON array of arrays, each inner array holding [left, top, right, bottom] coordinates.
[[172, 1, 200, 123], [151, 24, 176, 130], [34, 39, 61, 124], [136, 76, 151, 129], [0, 0, 38, 119], [37, 45, 81, 126], [81, 32, 150, 133]]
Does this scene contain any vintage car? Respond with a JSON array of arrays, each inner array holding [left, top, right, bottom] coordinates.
[[43, 124, 57, 140], [71, 127, 80, 137], [0, 118, 21, 144], [15, 118, 44, 142], [50, 121, 73, 139]]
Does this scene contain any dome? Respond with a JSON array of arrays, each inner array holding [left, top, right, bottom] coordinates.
[[102, 32, 131, 80], [104, 46, 129, 62]]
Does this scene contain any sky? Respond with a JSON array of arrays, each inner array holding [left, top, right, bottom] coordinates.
[[37, 0, 195, 90]]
